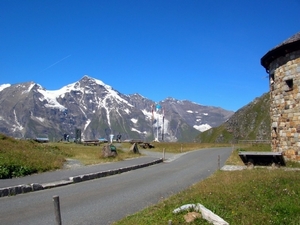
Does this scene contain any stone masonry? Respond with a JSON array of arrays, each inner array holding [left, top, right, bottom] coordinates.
[[261, 32, 300, 159]]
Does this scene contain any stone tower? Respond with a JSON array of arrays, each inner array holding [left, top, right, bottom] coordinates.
[[261, 32, 300, 154]]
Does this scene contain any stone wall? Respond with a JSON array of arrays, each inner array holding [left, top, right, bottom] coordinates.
[[269, 49, 300, 155]]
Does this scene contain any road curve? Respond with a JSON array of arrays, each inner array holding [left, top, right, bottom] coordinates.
[[0, 147, 232, 225]]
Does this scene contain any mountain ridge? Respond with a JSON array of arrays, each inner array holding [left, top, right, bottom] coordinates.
[[0, 75, 234, 142], [195, 92, 270, 143]]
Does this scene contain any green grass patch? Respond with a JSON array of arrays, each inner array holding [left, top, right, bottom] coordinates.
[[147, 142, 231, 153], [225, 143, 271, 166], [46, 142, 139, 165], [113, 169, 300, 225], [0, 135, 70, 178]]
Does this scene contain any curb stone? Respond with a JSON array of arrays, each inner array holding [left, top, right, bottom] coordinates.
[[0, 158, 163, 198]]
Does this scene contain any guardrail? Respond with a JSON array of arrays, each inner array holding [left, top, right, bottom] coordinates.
[[238, 140, 271, 144]]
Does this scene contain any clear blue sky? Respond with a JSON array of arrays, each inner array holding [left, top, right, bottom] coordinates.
[[1, 0, 299, 111]]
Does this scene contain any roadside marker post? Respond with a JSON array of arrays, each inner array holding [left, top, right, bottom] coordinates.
[[53, 195, 62, 225]]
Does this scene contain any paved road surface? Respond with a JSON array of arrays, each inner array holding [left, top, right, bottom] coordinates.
[[0, 147, 232, 225]]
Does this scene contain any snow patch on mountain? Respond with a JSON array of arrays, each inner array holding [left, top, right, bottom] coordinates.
[[88, 76, 133, 107], [141, 109, 153, 121], [131, 118, 138, 123], [12, 110, 24, 132], [37, 87, 67, 111], [0, 84, 10, 92], [21, 83, 35, 94], [194, 124, 212, 132], [131, 128, 143, 133], [93, 77, 113, 90], [35, 117, 45, 122]]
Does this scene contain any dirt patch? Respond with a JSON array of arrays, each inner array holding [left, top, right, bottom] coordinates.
[[63, 158, 84, 169]]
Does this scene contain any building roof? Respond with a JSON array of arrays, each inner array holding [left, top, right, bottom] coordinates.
[[261, 32, 300, 70]]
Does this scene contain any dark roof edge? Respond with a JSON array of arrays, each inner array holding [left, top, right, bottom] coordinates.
[[261, 39, 300, 70]]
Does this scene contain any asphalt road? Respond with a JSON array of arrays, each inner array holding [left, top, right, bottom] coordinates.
[[0, 147, 232, 225]]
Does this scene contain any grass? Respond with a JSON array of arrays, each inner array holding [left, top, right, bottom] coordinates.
[[146, 142, 231, 153], [114, 169, 300, 225], [0, 134, 70, 178], [225, 143, 272, 166], [113, 144, 300, 225], [47, 142, 139, 165], [0, 134, 142, 178]]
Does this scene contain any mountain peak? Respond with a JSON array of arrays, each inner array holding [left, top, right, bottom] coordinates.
[[79, 75, 113, 90], [0, 75, 234, 142]]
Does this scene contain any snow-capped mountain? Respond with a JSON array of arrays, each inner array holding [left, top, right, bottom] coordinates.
[[0, 75, 234, 142]]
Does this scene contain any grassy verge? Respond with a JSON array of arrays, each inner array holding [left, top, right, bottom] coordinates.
[[46, 142, 139, 165], [113, 144, 300, 225], [0, 136, 142, 178], [0, 134, 70, 178], [147, 142, 231, 153], [114, 169, 300, 225], [225, 143, 271, 166]]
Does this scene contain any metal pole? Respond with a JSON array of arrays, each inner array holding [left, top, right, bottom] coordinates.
[[53, 195, 62, 225], [156, 113, 159, 141], [218, 155, 220, 170], [162, 111, 164, 141], [163, 148, 165, 161]]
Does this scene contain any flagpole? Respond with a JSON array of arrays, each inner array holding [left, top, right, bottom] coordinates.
[[151, 104, 154, 140], [156, 111, 159, 141], [162, 108, 164, 141]]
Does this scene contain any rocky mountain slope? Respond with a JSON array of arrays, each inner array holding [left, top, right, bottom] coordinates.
[[195, 92, 270, 143], [0, 75, 233, 142]]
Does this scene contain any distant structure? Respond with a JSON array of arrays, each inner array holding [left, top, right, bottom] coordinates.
[[261, 32, 300, 155]]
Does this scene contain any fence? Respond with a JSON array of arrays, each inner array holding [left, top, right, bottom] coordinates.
[[238, 140, 270, 145]]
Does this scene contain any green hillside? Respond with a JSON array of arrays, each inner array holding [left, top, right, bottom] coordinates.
[[196, 92, 270, 143]]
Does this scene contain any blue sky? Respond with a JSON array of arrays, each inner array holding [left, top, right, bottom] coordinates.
[[1, 0, 299, 111]]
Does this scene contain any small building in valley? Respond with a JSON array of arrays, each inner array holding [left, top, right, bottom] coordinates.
[[261, 31, 300, 158]]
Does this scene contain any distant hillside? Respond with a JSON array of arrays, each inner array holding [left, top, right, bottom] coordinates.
[[195, 92, 270, 143]]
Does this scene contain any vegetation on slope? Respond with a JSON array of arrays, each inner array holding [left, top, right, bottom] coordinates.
[[0, 133, 70, 178], [195, 92, 270, 143], [0, 134, 142, 178]]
